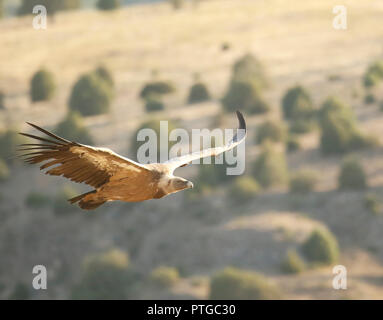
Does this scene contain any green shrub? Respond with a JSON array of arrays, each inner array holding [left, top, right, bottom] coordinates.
[[210, 267, 282, 300], [53, 186, 79, 215], [139, 81, 175, 99], [25, 192, 51, 209], [94, 65, 114, 89], [187, 82, 211, 104], [363, 61, 383, 88], [0, 91, 4, 109], [0, 158, 9, 182], [0, 129, 27, 164], [69, 73, 112, 116], [231, 53, 268, 89], [338, 157, 367, 190], [150, 266, 180, 288], [301, 228, 339, 265], [8, 283, 30, 300], [169, 0, 184, 10], [319, 97, 378, 154], [364, 194, 381, 215], [256, 120, 286, 144], [71, 249, 132, 300], [0, 0, 3, 19], [286, 135, 300, 153], [230, 176, 260, 202], [18, 0, 80, 15], [222, 81, 269, 114], [281, 249, 306, 274], [253, 143, 288, 188], [281, 86, 314, 120], [97, 0, 120, 10], [289, 119, 315, 134], [289, 170, 317, 194], [131, 119, 178, 162], [197, 160, 235, 189], [30, 69, 56, 102], [145, 96, 165, 112], [55, 112, 94, 145], [364, 93, 375, 104]]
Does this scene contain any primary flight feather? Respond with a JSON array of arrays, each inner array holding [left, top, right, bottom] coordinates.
[[18, 111, 247, 210]]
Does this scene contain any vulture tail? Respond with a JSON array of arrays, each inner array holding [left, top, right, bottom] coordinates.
[[68, 190, 106, 210]]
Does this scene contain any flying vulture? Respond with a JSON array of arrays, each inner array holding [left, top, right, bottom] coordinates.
[[18, 111, 246, 210]]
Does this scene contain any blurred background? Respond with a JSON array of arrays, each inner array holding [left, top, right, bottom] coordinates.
[[0, 0, 383, 300]]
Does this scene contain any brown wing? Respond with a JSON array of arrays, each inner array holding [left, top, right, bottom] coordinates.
[[18, 123, 151, 189]]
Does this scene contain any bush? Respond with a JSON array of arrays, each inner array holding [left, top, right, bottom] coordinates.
[[222, 81, 269, 114], [145, 96, 165, 112], [0, 129, 27, 164], [71, 249, 132, 299], [210, 267, 281, 300], [139, 81, 175, 99], [150, 266, 180, 288], [289, 170, 317, 194], [281, 85, 314, 120], [281, 250, 306, 274], [53, 186, 79, 215], [0, 158, 9, 182], [319, 97, 378, 154], [55, 112, 94, 145], [18, 0, 80, 16], [286, 135, 300, 153], [301, 228, 339, 265], [169, 0, 184, 10], [25, 192, 51, 209], [363, 61, 383, 88], [94, 65, 114, 89], [131, 119, 178, 162], [256, 120, 286, 144], [253, 143, 288, 188], [338, 157, 367, 190], [97, 0, 120, 10], [30, 69, 56, 102], [289, 119, 315, 134], [187, 82, 211, 104], [364, 93, 375, 104], [364, 194, 381, 215], [8, 283, 30, 300], [0, 91, 5, 109], [69, 73, 112, 116], [230, 176, 260, 202], [231, 54, 268, 89]]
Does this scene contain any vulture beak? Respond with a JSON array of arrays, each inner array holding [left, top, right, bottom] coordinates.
[[186, 181, 194, 189]]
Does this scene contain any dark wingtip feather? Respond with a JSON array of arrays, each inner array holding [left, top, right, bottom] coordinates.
[[235, 110, 246, 131]]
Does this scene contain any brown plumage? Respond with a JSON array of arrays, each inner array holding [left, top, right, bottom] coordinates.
[[18, 111, 246, 210]]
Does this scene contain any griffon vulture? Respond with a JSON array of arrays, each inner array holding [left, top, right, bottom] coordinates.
[[18, 111, 246, 210]]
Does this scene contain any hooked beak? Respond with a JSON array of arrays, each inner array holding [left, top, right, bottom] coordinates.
[[186, 181, 194, 189]]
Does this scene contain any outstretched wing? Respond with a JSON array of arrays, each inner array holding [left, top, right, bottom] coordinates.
[[163, 111, 247, 172], [18, 123, 151, 188]]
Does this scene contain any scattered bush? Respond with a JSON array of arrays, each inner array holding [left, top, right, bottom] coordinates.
[[0, 129, 27, 164], [97, 0, 121, 11], [145, 96, 165, 112], [94, 65, 114, 89], [210, 267, 282, 300], [187, 82, 211, 104], [8, 283, 30, 300], [139, 81, 175, 99], [289, 170, 317, 194], [150, 266, 180, 288], [281, 85, 314, 120], [253, 143, 288, 188], [222, 81, 269, 114], [281, 250, 306, 274], [231, 53, 269, 89], [230, 176, 260, 202], [338, 157, 367, 190], [53, 186, 79, 215], [364, 194, 381, 215], [319, 97, 378, 154], [364, 93, 375, 104], [69, 73, 113, 116], [363, 61, 383, 88], [288, 119, 315, 134], [256, 120, 286, 144], [30, 69, 56, 102], [169, 0, 184, 10], [25, 192, 51, 209], [0, 158, 10, 182], [301, 228, 339, 265], [0, 91, 4, 109], [71, 249, 132, 299], [55, 112, 94, 145], [197, 160, 235, 189], [286, 135, 300, 153], [18, 0, 80, 16]]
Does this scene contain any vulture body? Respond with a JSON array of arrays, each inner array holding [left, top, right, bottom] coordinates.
[[19, 111, 246, 210]]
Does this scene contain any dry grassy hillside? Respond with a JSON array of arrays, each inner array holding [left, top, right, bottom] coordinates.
[[0, 0, 383, 300]]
